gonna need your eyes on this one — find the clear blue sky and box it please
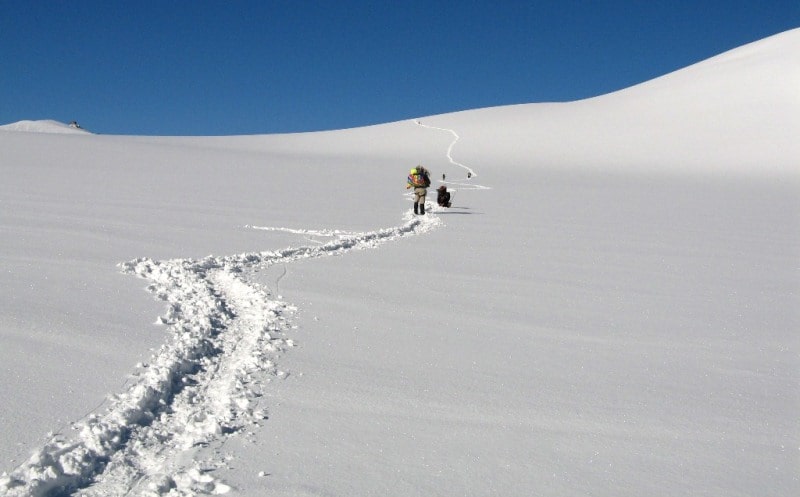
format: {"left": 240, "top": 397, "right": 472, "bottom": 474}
{"left": 2, "top": 1, "right": 798, "bottom": 135}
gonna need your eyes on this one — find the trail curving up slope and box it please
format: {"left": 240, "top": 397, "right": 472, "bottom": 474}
{"left": 1, "top": 213, "right": 441, "bottom": 496}
{"left": 414, "top": 119, "right": 491, "bottom": 191}
{"left": 1, "top": 115, "right": 487, "bottom": 496}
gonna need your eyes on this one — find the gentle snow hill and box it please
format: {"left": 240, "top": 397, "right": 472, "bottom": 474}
{"left": 0, "top": 28, "right": 798, "bottom": 497}
{"left": 438, "top": 27, "right": 800, "bottom": 176}
{"left": 0, "top": 119, "right": 90, "bottom": 134}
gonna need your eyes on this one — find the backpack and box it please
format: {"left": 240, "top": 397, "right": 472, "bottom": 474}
{"left": 437, "top": 187, "right": 451, "bottom": 207}
{"left": 408, "top": 167, "right": 430, "bottom": 188}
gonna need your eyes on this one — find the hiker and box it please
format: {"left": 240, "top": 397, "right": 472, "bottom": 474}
{"left": 406, "top": 165, "right": 431, "bottom": 215}
{"left": 437, "top": 185, "right": 451, "bottom": 208}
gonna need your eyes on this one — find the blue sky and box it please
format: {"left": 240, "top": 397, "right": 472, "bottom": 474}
{"left": 2, "top": 1, "right": 798, "bottom": 135}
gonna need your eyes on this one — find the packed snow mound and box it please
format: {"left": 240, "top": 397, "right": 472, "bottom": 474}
{"left": 0, "top": 119, "right": 91, "bottom": 134}
{"left": 422, "top": 28, "right": 800, "bottom": 176}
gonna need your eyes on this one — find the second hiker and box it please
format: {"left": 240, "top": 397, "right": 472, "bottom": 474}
{"left": 437, "top": 185, "right": 451, "bottom": 208}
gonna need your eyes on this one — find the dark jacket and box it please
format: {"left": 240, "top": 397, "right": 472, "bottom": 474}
{"left": 437, "top": 186, "right": 451, "bottom": 207}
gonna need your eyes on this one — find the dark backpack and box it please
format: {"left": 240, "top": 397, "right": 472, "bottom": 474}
{"left": 437, "top": 187, "right": 451, "bottom": 207}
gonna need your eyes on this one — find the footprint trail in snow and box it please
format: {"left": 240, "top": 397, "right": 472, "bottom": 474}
{"left": 1, "top": 119, "right": 481, "bottom": 497}
{"left": 0, "top": 213, "right": 440, "bottom": 496}
{"left": 414, "top": 119, "right": 490, "bottom": 191}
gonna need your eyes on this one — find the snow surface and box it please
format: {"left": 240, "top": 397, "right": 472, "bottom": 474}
{"left": 1, "top": 29, "right": 798, "bottom": 497}
{"left": 0, "top": 120, "right": 90, "bottom": 134}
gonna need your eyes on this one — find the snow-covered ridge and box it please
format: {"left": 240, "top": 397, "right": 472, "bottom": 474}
{"left": 605, "top": 27, "right": 800, "bottom": 97}
{"left": 415, "top": 28, "right": 800, "bottom": 176}
{"left": 0, "top": 119, "right": 91, "bottom": 134}
{"left": 4, "top": 29, "right": 799, "bottom": 144}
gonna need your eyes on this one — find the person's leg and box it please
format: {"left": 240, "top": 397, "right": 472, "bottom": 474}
{"left": 416, "top": 188, "right": 427, "bottom": 215}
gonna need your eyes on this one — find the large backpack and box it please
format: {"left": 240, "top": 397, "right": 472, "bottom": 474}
{"left": 409, "top": 167, "right": 430, "bottom": 188}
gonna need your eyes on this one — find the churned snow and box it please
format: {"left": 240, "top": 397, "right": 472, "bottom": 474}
{"left": 0, "top": 29, "right": 798, "bottom": 497}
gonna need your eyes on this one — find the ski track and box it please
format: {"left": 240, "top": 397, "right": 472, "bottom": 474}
{"left": 1, "top": 120, "right": 478, "bottom": 496}
{"left": 0, "top": 213, "right": 441, "bottom": 496}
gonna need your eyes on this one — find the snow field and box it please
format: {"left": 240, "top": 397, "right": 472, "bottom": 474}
{"left": 0, "top": 208, "right": 443, "bottom": 495}
{"left": 1, "top": 28, "right": 798, "bottom": 497}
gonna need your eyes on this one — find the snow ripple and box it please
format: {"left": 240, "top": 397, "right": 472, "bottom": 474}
{"left": 0, "top": 212, "right": 440, "bottom": 496}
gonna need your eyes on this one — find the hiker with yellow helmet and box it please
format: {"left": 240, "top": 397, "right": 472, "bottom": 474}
{"left": 406, "top": 165, "right": 431, "bottom": 215}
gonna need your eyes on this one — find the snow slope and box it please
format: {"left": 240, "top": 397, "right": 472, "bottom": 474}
{"left": 0, "top": 120, "right": 90, "bottom": 134}
{"left": 1, "top": 29, "right": 798, "bottom": 496}
{"left": 446, "top": 27, "right": 800, "bottom": 176}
